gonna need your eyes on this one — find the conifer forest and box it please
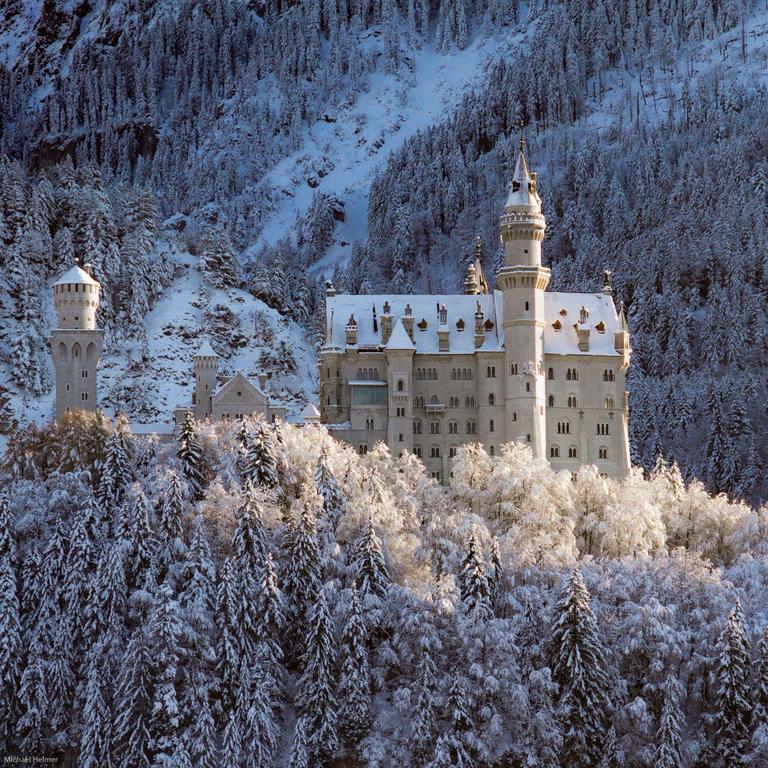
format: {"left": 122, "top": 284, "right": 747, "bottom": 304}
{"left": 2, "top": 0, "right": 768, "bottom": 766}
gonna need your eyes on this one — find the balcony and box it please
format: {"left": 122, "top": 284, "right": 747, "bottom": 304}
{"left": 424, "top": 403, "right": 445, "bottom": 414}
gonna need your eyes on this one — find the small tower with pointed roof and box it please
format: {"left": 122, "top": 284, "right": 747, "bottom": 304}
{"left": 496, "top": 134, "right": 551, "bottom": 458}
{"left": 51, "top": 263, "right": 102, "bottom": 420}
{"left": 193, "top": 339, "right": 219, "bottom": 420}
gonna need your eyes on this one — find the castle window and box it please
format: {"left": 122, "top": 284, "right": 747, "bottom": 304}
{"left": 415, "top": 396, "right": 424, "bottom": 407}
{"left": 81, "top": 371, "right": 88, "bottom": 378}
{"left": 466, "top": 421, "right": 477, "bottom": 435}
{"left": 526, "top": 382, "right": 530, "bottom": 392}
{"left": 548, "top": 395, "right": 554, "bottom": 407}
{"left": 66, "top": 384, "right": 70, "bottom": 392}
{"left": 566, "top": 368, "right": 578, "bottom": 381}
{"left": 464, "top": 396, "right": 475, "bottom": 408}
{"left": 415, "top": 445, "right": 423, "bottom": 457}
{"left": 488, "top": 393, "right": 495, "bottom": 405}
{"left": 550, "top": 445, "right": 560, "bottom": 458}
{"left": 449, "top": 421, "right": 458, "bottom": 434}
{"left": 489, "top": 420, "right": 495, "bottom": 432}
{"left": 413, "top": 420, "right": 422, "bottom": 434}
{"left": 396, "top": 407, "right": 405, "bottom": 417}
{"left": 597, "top": 423, "right": 610, "bottom": 436}
{"left": 74, "top": 348, "right": 79, "bottom": 358}
{"left": 526, "top": 434, "right": 531, "bottom": 442}
{"left": 81, "top": 393, "right": 88, "bottom": 401}
{"left": 365, "top": 418, "right": 374, "bottom": 430}
{"left": 398, "top": 379, "right": 404, "bottom": 391}
{"left": 358, "top": 444, "right": 368, "bottom": 455}
{"left": 431, "top": 446, "right": 440, "bottom": 458}
{"left": 548, "top": 367, "right": 554, "bottom": 380}
{"left": 596, "top": 321, "right": 606, "bottom": 333}
{"left": 525, "top": 301, "right": 529, "bottom": 311}
{"left": 399, "top": 434, "right": 403, "bottom": 442}
{"left": 599, "top": 447, "right": 608, "bottom": 459}
{"left": 456, "top": 319, "right": 465, "bottom": 331}
{"left": 237, "top": 391, "right": 242, "bottom": 397}
{"left": 603, "top": 369, "right": 615, "bottom": 382}
{"left": 513, "top": 412, "right": 517, "bottom": 421}
{"left": 552, "top": 320, "right": 562, "bottom": 331}
{"left": 568, "top": 395, "right": 577, "bottom": 408}
{"left": 511, "top": 363, "right": 518, "bottom": 375}
{"left": 489, "top": 446, "right": 495, "bottom": 456}
{"left": 557, "top": 421, "right": 570, "bottom": 434}
{"left": 449, "top": 447, "right": 457, "bottom": 458}
{"left": 431, "top": 471, "right": 441, "bottom": 480}
{"left": 569, "top": 446, "right": 577, "bottom": 458}
{"left": 604, "top": 397, "right": 615, "bottom": 409}
{"left": 430, "top": 395, "right": 439, "bottom": 404}
{"left": 327, "top": 397, "right": 331, "bottom": 406}
{"left": 486, "top": 366, "right": 496, "bottom": 378}
{"left": 430, "top": 421, "right": 440, "bottom": 434}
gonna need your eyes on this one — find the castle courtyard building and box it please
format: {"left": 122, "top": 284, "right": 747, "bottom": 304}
{"left": 319, "top": 143, "right": 631, "bottom": 481}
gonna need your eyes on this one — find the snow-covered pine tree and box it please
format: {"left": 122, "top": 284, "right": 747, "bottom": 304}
{"left": 411, "top": 649, "right": 439, "bottom": 760}
{"left": 221, "top": 707, "right": 242, "bottom": 768}
{"left": 79, "top": 642, "right": 114, "bottom": 768}
{"left": 338, "top": 584, "right": 372, "bottom": 744}
{"left": 716, "top": 601, "right": 752, "bottom": 765}
{"left": 245, "top": 424, "right": 278, "bottom": 489}
{"left": 257, "top": 552, "right": 286, "bottom": 677}
{"left": 523, "top": 668, "right": 562, "bottom": 768}
{"left": 550, "top": 569, "right": 611, "bottom": 768}
{"left": 187, "top": 691, "right": 217, "bottom": 768}
{"left": 216, "top": 557, "right": 241, "bottom": 711}
{"left": 654, "top": 675, "right": 683, "bottom": 768}
{"left": 113, "top": 627, "right": 152, "bottom": 768}
{"left": 123, "top": 486, "right": 156, "bottom": 594}
{"left": 177, "top": 412, "right": 205, "bottom": 499}
{"left": 297, "top": 588, "right": 338, "bottom": 764}
{"left": 241, "top": 653, "right": 280, "bottom": 768}
{"left": 16, "top": 634, "right": 48, "bottom": 754}
{"left": 149, "top": 583, "right": 183, "bottom": 763}
{"left": 459, "top": 530, "right": 491, "bottom": 620}
{"left": 200, "top": 228, "right": 240, "bottom": 289}
{"left": 430, "top": 677, "right": 473, "bottom": 767}
{"left": 353, "top": 515, "right": 389, "bottom": 598}
{"left": 288, "top": 717, "right": 310, "bottom": 768}
{"left": 0, "top": 492, "right": 20, "bottom": 750}
{"left": 97, "top": 420, "right": 133, "bottom": 511}
{"left": 157, "top": 469, "right": 186, "bottom": 587}
{"left": 314, "top": 448, "right": 344, "bottom": 533}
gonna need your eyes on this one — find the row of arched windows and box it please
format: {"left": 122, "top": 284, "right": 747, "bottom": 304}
{"left": 357, "top": 367, "right": 379, "bottom": 380}
{"left": 416, "top": 368, "right": 438, "bottom": 380}
{"left": 550, "top": 446, "right": 609, "bottom": 459}
{"left": 547, "top": 395, "right": 615, "bottom": 409}
{"left": 450, "top": 368, "right": 473, "bottom": 380}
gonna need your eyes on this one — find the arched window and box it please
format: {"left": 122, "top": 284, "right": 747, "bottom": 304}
{"left": 604, "top": 397, "right": 614, "bottom": 409}
{"left": 449, "top": 446, "right": 458, "bottom": 458}
{"left": 430, "top": 421, "right": 440, "bottom": 434}
{"left": 597, "top": 423, "right": 610, "bottom": 436}
{"left": 526, "top": 382, "right": 530, "bottom": 392}
{"left": 512, "top": 412, "right": 517, "bottom": 422}
{"left": 603, "top": 369, "right": 615, "bottom": 382}
{"left": 430, "top": 395, "right": 439, "bottom": 404}
{"left": 548, "top": 367, "right": 554, "bottom": 380}
{"left": 466, "top": 421, "right": 477, "bottom": 435}
{"left": 449, "top": 421, "right": 458, "bottom": 434}
{"left": 397, "top": 379, "right": 404, "bottom": 391}
{"left": 568, "top": 446, "right": 577, "bottom": 458}
{"left": 486, "top": 366, "right": 496, "bottom": 378}
{"left": 431, "top": 446, "right": 440, "bottom": 458}
{"left": 464, "top": 396, "right": 475, "bottom": 408}
{"left": 489, "top": 419, "right": 495, "bottom": 432}
{"left": 488, "top": 393, "right": 495, "bottom": 405}
{"left": 511, "top": 363, "right": 518, "bottom": 375}
{"left": 599, "top": 446, "right": 608, "bottom": 459}
{"left": 413, "top": 421, "right": 422, "bottom": 434}
{"left": 550, "top": 445, "right": 560, "bottom": 458}
{"left": 548, "top": 395, "right": 555, "bottom": 407}
{"left": 415, "top": 445, "right": 423, "bottom": 457}
{"left": 557, "top": 421, "right": 570, "bottom": 435}
{"left": 489, "top": 446, "right": 495, "bottom": 456}
{"left": 525, "top": 301, "right": 530, "bottom": 311}
{"left": 358, "top": 444, "right": 368, "bottom": 455}
{"left": 568, "top": 394, "right": 577, "bottom": 408}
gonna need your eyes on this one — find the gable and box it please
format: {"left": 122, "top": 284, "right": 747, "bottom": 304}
{"left": 212, "top": 372, "right": 268, "bottom": 406}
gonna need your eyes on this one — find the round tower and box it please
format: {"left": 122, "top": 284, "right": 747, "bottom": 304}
{"left": 496, "top": 139, "right": 551, "bottom": 457}
{"left": 193, "top": 340, "right": 219, "bottom": 420}
{"left": 51, "top": 264, "right": 103, "bottom": 420}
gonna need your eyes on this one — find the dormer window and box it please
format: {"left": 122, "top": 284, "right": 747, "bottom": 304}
{"left": 559, "top": 309, "right": 567, "bottom": 316}
{"left": 418, "top": 319, "right": 428, "bottom": 331}
{"left": 552, "top": 319, "right": 562, "bottom": 331}
{"left": 596, "top": 321, "right": 605, "bottom": 333}
{"left": 456, "top": 319, "right": 465, "bottom": 331}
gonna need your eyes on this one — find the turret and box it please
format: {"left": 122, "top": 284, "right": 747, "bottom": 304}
{"left": 496, "top": 136, "right": 550, "bottom": 457}
{"left": 193, "top": 339, "right": 219, "bottom": 420}
{"left": 51, "top": 263, "right": 103, "bottom": 420}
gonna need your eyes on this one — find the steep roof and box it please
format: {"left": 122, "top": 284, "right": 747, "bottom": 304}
{"left": 504, "top": 148, "right": 542, "bottom": 213}
{"left": 386, "top": 318, "right": 415, "bottom": 351}
{"left": 302, "top": 403, "right": 321, "bottom": 420}
{"left": 212, "top": 372, "right": 267, "bottom": 402}
{"left": 194, "top": 338, "right": 218, "bottom": 358}
{"left": 325, "top": 290, "right": 622, "bottom": 356}
{"left": 52, "top": 265, "right": 100, "bottom": 287}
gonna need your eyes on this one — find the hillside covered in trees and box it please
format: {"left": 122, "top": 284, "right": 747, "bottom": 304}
{"left": 1, "top": 412, "right": 768, "bottom": 766}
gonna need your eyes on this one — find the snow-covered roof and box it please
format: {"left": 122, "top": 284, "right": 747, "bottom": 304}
{"left": 326, "top": 293, "right": 503, "bottom": 354}
{"left": 504, "top": 148, "right": 542, "bottom": 213}
{"left": 52, "top": 265, "right": 100, "bottom": 287}
{"left": 386, "top": 318, "right": 415, "bottom": 351}
{"left": 194, "top": 338, "right": 218, "bottom": 358}
{"left": 326, "top": 290, "right": 622, "bottom": 356}
{"left": 544, "top": 292, "right": 622, "bottom": 356}
{"left": 212, "top": 372, "right": 267, "bottom": 400}
{"left": 301, "top": 403, "right": 321, "bottom": 420}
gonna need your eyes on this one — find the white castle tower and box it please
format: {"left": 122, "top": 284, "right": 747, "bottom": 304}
{"left": 496, "top": 137, "right": 550, "bottom": 458}
{"left": 193, "top": 339, "right": 219, "bottom": 420}
{"left": 51, "top": 264, "right": 102, "bottom": 420}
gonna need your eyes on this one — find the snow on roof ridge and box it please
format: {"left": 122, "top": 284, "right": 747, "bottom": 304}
{"left": 52, "top": 264, "right": 100, "bottom": 287}
{"left": 194, "top": 338, "right": 218, "bottom": 357}
{"left": 386, "top": 318, "right": 415, "bottom": 350}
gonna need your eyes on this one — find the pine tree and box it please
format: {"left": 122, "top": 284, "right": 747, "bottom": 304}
{"left": 411, "top": 650, "right": 439, "bottom": 759}
{"left": 245, "top": 424, "right": 278, "bottom": 489}
{"left": 257, "top": 552, "right": 286, "bottom": 675}
{"left": 123, "top": 487, "right": 156, "bottom": 594}
{"left": 297, "top": 588, "right": 338, "bottom": 764}
{"left": 221, "top": 707, "right": 242, "bottom": 768}
{"left": 79, "top": 643, "right": 114, "bottom": 768}
{"left": 157, "top": 470, "right": 187, "bottom": 586}
{"left": 16, "top": 635, "right": 48, "bottom": 754}
{"left": 314, "top": 448, "right": 344, "bottom": 532}
{"left": 353, "top": 516, "right": 389, "bottom": 598}
{"left": 430, "top": 677, "right": 473, "bottom": 767}
{"left": 0, "top": 495, "right": 20, "bottom": 750}
{"left": 98, "top": 422, "right": 132, "bottom": 510}
{"left": 241, "top": 656, "right": 280, "bottom": 768}
{"left": 187, "top": 693, "right": 216, "bottom": 768}
{"left": 524, "top": 668, "right": 562, "bottom": 768}
{"left": 288, "top": 717, "right": 310, "bottom": 768}
{"left": 716, "top": 601, "right": 752, "bottom": 766}
{"left": 459, "top": 531, "right": 491, "bottom": 620}
{"left": 177, "top": 412, "right": 205, "bottom": 499}
{"left": 149, "top": 584, "right": 183, "bottom": 763}
{"left": 216, "top": 557, "right": 241, "bottom": 710}
{"left": 113, "top": 628, "right": 152, "bottom": 768}
{"left": 654, "top": 675, "right": 683, "bottom": 768}
{"left": 338, "top": 585, "right": 372, "bottom": 743}
{"left": 550, "top": 570, "right": 611, "bottom": 768}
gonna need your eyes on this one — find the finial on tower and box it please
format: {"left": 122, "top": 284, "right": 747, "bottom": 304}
{"left": 602, "top": 269, "right": 614, "bottom": 296}
{"left": 518, "top": 118, "right": 526, "bottom": 153}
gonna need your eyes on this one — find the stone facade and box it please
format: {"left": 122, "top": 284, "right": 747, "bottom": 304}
{"left": 51, "top": 264, "right": 103, "bottom": 421}
{"left": 319, "top": 144, "right": 631, "bottom": 481}
{"left": 173, "top": 340, "right": 287, "bottom": 426}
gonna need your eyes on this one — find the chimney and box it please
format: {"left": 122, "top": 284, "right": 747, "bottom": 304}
{"left": 257, "top": 372, "right": 269, "bottom": 391}
{"left": 602, "top": 270, "right": 613, "bottom": 296}
{"left": 474, "top": 301, "right": 485, "bottom": 349}
{"left": 438, "top": 304, "right": 449, "bottom": 351}
{"left": 345, "top": 314, "right": 358, "bottom": 345}
{"left": 381, "top": 314, "right": 393, "bottom": 344}
{"left": 402, "top": 303, "right": 414, "bottom": 341}
{"left": 372, "top": 304, "right": 378, "bottom": 334}
{"left": 325, "top": 280, "right": 336, "bottom": 297}
{"left": 83, "top": 263, "right": 94, "bottom": 277}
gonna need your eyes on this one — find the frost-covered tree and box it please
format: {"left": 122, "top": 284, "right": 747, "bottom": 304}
{"left": 430, "top": 677, "right": 473, "bottom": 767}
{"left": 459, "top": 530, "right": 491, "bottom": 620}
{"left": 338, "top": 585, "right": 372, "bottom": 744}
{"left": 411, "top": 650, "right": 439, "bottom": 760}
{"left": 654, "top": 675, "right": 683, "bottom": 768}
{"left": 245, "top": 424, "right": 278, "bottom": 489}
{"left": 550, "top": 570, "right": 611, "bottom": 768}
{"left": 353, "top": 515, "right": 389, "bottom": 598}
{"left": 177, "top": 412, "right": 205, "bottom": 499}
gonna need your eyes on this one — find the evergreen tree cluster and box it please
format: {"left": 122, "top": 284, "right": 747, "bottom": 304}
{"left": 1, "top": 413, "right": 768, "bottom": 765}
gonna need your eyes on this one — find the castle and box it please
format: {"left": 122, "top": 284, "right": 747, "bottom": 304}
{"left": 50, "top": 268, "right": 285, "bottom": 426}
{"left": 319, "top": 142, "right": 631, "bottom": 481}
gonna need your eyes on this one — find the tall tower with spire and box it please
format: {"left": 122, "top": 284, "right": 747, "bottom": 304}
{"left": 51, "top": 264, "right": 102, "bottom": 420}
{"left": 496, "top": 137, "right": 550, "bottom": 457}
